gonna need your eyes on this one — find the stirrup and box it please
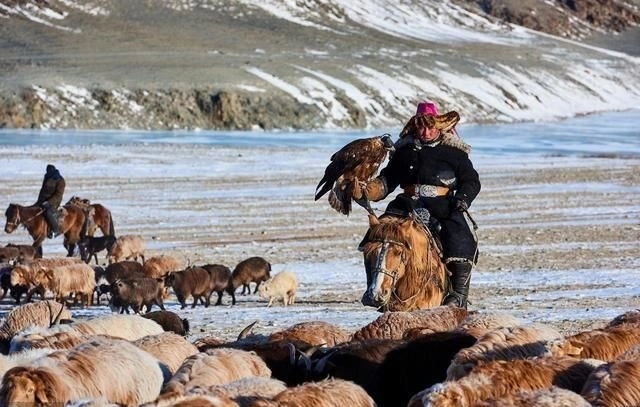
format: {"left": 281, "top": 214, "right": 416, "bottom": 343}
{"left": 443, "top": 292, "right": 467, "bottom": 309}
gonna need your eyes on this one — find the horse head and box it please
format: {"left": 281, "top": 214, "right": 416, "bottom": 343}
{"left": 4, "top": 203, "right": 20, "bottom": 233}
{"left": 360, "top": 214, "right": 415, "bottom": 310}
{"left": 360, "top": 212, "right": 447, "bottom": 312}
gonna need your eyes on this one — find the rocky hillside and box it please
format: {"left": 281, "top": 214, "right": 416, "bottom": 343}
{"left": 1, "top": 0, "right": 639, "bottom": 130}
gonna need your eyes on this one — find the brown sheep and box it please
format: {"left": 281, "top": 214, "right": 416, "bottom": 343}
{"left": 453, "top": 310, "right": 524, "bottom": 338}
{"left": 0, "top": 243, "right": 37, "bottom": 263}
{"left": 476, "top": 386, "right": 591, "bottom": 407}
{"left": 110, "top": 276, "right": 166, "bottom": 314}
{"left": 35, "top": 263, "right": 96, "bottom": 307}
{"left": 133, "top": 332, "right": 199, "bottom": 375}
{"left": 351, "top": 306, "right": 469, "bottom": 341}
{"left": 556, "top": 324, "right": 640, "bottom": 361}
{"left": 108, "top": 234, "right": 145, "bottom": 264}
{"left": 268, "top": 321, "right": 351, "bottom": 347}
{"left": 0, "top": 245, "right": 20, "bottom": 263}
{"left": 257, "top": 271, "right": 298, "bottom": 307}
{"left": 104, "top": 260, "right": 145, "bottom": 284}
{"left": 143, "top": 255, "right": 183, "bottom": 279}
{"left": 165, "top": 267, "right": 216, "bottom": 309}
{"left": 229, "top": 257, "right": 271, "bottom": 297}
{"left": 142, "top": 310, "right": 190, "bottom": 336}
{"left": 161, "top": 348, "right": 271, "bottom": 398}
{"left": 0, "top": 338, "right": 166, "bottom": 406}
{"left": 201, "top": 263, "right": 235, "bottom": 306}
{"left": 581, "top": 359, "right": 640, "bottom": 406}
{"left": 409, "top": 356, "right": 600, "bottom": 407}
{"left": 447, "top": 323, "right": 563, "bottom": 380}
{"left": 0, "top": 300, "right": 71, "bottom": 354}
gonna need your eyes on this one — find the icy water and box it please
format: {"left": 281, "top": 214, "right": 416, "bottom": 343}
{"left": 1, "top": 110, "right": 639, "bottom": 157}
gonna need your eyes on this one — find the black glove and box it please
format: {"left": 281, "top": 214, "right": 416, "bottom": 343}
{"left": 452, "top": 198, "right": 469, "bottom": 212}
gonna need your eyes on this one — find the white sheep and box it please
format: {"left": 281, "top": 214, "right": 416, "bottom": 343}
{"left": 10, "top": 314, "right": 164, "bottom": 353}
{"left": 447, "top": 323, "right": 563, "bottom": 380}
{"left": 160, "top": 347, "right": 271, "bottom": 398}
{"left": 36, "top": 262, "right": 96, "bottom": 307}
{"left": 0, "top": 300, "right": 71, "bottom": 353}
{"left": 108, "top": 234, "right": 145, "bottom": 264}
{"left": 257, "top": 271, "right": 298, "bottom": 307}
{"left": 133, "top": 332, "right": 199, "bottom": 375}
{"left": 352, "top": 306, "right": 469, "bottom": 342}
{"left": 0, "top": 337, "right": 166, "bottom": 406}
{"left": 143, "top": 255, "right": 183, "bottom": 279}
{"left": 0, "top": 348, "right": 55, "bottom": 377}
{"left": 189, "top": 376, "right": 287, "bottom": 401}
{"left": 272, "top": 378, "right": 376, "bottom": 407}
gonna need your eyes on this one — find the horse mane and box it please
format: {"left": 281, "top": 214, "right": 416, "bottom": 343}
{"left": 365, "top": 215, "right": 447, "bottom": 311}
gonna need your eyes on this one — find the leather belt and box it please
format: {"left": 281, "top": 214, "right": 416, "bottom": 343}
{"left": 404, "top": 184, "right": 450, "bottom": 198}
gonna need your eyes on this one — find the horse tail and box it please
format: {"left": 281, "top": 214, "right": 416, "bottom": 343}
{"left": 108, "top": 211, "right": 115, "bottom": 237}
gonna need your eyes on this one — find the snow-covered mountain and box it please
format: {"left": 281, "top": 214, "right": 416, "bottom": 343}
{"left": 1, "top": 0, "right": 639, "bottom": 129}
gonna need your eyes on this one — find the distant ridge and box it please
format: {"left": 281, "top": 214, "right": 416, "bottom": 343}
{"left": 1, "top": 0, "right": 639, "bottom": 130}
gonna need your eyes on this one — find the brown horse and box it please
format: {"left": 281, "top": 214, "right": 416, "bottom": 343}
{"left": 4, "top": 203, "right": 86, "bottom": 258}
{"left": 360, "top": 213, "right": 449, "bottom": 312}
{"left": 66, "top": 196, "right": 115, "bottom": 237}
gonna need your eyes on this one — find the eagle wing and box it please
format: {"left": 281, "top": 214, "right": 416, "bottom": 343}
{"left": 315, "top": 135, "right": 394, "bottom": 215}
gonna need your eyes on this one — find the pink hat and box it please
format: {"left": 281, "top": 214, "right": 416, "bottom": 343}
{"left": 416, "top": 101, "right": 438, "bottom": 116}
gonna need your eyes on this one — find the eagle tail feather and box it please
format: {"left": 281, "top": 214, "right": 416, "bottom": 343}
{"left": 328, "top": 184, "right": 351, "bottom": 215}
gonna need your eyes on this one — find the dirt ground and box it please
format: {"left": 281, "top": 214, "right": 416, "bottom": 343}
{"left": 0, "top": 143, "right": 639, "bottom": 339}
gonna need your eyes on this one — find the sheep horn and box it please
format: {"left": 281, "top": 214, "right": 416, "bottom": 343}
{"left": 237, "top": 320, "right": 259, "bottom": 340}
{"left": 312, "top": 348, "right": 338, "bottom": 378}
{"left": 49, "top": 301, "right": 66, "bottom": 327}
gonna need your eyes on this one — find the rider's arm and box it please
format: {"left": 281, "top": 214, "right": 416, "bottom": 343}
{"left": 454, "top": 155, "right": 481, "bottom": 208}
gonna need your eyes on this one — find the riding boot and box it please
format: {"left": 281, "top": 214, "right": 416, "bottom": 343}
{"left": 44, "top": 206, "right": 61, "bottom": 238}
{"left": 443, "top": 261, "right": 472, "bottom": 309}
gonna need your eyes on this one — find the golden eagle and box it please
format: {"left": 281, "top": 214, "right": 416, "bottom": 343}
{"left": 315, "top": 134, "right": 395, "bottom": 215}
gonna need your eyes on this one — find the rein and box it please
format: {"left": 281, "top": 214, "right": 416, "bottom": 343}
{"left": 367, "top": 238, "right": 412, "bottom": 307}
{"left": 365, "top": 217, "right": 444, "bottom": 309}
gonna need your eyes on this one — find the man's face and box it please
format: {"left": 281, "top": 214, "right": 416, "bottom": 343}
{"left": 417, "top": 125, "right": 440, "bottom": 142}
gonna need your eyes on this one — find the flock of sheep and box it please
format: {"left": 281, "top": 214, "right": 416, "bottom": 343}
{"left": 0, "top": 300, "right": 638, "bottom": 406}
{"left": 0, "top": 236, "right": 300, "bottom": 313}
{"left": 2, "top": 232, "right": 640, "bottom": 405}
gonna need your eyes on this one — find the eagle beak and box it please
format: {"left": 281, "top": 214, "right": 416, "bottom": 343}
{"left": 381, "top": 134, "right": 395, "bottom": 151}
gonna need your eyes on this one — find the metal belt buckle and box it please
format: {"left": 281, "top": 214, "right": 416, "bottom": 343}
{"left": 419, "top": 185, "right": 439, "bottom": 198}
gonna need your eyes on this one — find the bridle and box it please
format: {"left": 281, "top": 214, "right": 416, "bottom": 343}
{"left": 366, "top": 238, "right": 412, "bottom": 306}
{"left": 5, "top": 206, "right": 44, "bottom": 229}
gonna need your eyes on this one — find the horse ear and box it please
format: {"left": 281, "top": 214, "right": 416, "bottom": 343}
{"left": 368, "top": 213, "right": 380, "bottom": 227}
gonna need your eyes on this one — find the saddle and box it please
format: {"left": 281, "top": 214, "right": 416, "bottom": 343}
{"left": 357, "top": 196, "right": 445, "bottom": 256}
{"left": 381, "top": 205, "right": 444, "bottom": 256}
